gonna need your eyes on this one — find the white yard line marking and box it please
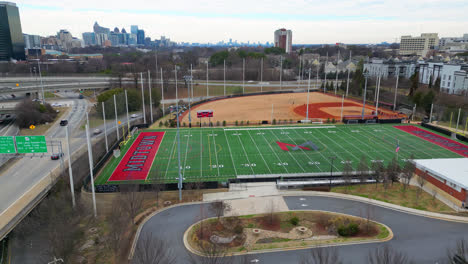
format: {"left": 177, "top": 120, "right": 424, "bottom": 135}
{"left": 333, "top": 126, "right": 386, "bottom": 162}
{"left": 258, "top": 130, "right": 290, "bottom": 174}
{"left": 223, "top": 130, "right": 238, "bottom": 176}
{"left": 211, "top": 128, "right": 221, "bottom": 177}
{"left": 224, "top": 126, "right": 336, "bottom": 131}
{"left": 314, "top": 128, "right": 361, "bottom": 162}
{"left": 182, "top": 130, "right": 191, "bottom": 177}
{"left": 246, "top": 130, "right": 272, "bottom": 174}
{"left": 235, "top": 132, "right": 256, "bottom": 175}
{"left": 164, "top": 132, "right": 178, "bottom": 179}
{"left": 200, "top": 131, "right": 203, "bottom": 178}
{"left": 282, "top": 128, "right": 322, "bottom": 172}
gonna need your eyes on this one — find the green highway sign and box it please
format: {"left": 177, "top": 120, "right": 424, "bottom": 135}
{"left": 15, "top": 136, "right": 47, "bottom": 153}
{"left": 0, "top": 136, "right": 16, "bottom": 154}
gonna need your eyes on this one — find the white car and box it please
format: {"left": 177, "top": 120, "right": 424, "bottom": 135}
{"left": 93, "top": 129, "right": 102, "bottom": 135}
{"left": 131, "top": 114, "right": 138, "bottom": 118}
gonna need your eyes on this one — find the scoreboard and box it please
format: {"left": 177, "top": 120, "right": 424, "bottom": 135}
{"left": 197, "top": 110, "right": 213, "bottom": 118}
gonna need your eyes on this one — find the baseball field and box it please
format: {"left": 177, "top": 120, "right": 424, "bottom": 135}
{"left": 95, "top": 124, "right": 468, "bottom": 185}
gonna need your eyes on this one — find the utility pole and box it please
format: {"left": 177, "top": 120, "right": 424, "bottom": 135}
{"left": 140, "top": 72, "right": 146, "bottom": 123}
{"left": 85, "top": 124, "right": 97, "bottom": 217}
{"left": 65, "top": 125, "right": 75, "bottom": 208}
{"left": 175, "top": 66, "right": 183, "bottom": 201}
{"left": 101, "top": 102, "right": 108, "bottom": 152}
{"left": 36, "top": 49, "right": 45, "bottom": 104}
{"left": 148, "top": 70, "right": 153, "bottom": 124}
{"left": 114, "top": 94, "right": 119, "bottom": 139}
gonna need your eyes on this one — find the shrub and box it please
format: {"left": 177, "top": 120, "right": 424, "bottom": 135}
{"left": 210, "top": 122, "right": 213, "bottom": 127}
{"left": 327, "top": 118, "right": 331, "bottom": 123}
{"left": 289, "top": 216, "right": 299, "bottom": 226}
{"left": 332, "top": 118, "right": 336, "bottom": 123}
{"left": 273, "top": 119, "right": 276, "bottom": 125}
{"left": 183, "top": 122, "right": 186, "bottom": 127}
{"left": 337, "top": 223, "right": 359, "bottom": 237}
{"left": 216, "top": 121, "right": 220, "bottom": 127}
{"left": 196, "top": 122, "right": 200, "bottom": 127}
{"left": 240, "top": 121, "right": 244, "bottom": 126}
{"left": 289, "top": 119, "right": 293, "bottom": 124}
{"left": 246, "top": 121, "right": 250, "bottom": 126}
{"left": 164, "top": 120, "right": 169, "bottom": 127}
{"left": 234, "top": 225, "right": 244, "bottom": 234}
{"left": 223, "top": 120, "right": 226, "bottom": 126}
{"left": 235, "top": 120, "right": 239, "bottom": 126}
{"left": 159, "top": 121, "right": 163, "bottom": 127}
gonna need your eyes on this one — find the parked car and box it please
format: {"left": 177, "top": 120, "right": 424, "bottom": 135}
{"left": 59, "top": 120, "right": 68, "bottom": 126}
{"left": 78, "top": 94, "right": 84, "bottom": 99}
{"left": 50, "top": 153, "right": 63, "bottom": 160}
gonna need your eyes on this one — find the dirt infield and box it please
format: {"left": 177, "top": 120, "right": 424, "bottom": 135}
{"left": 179, "top": 92, "right": 401, "bottom": 124}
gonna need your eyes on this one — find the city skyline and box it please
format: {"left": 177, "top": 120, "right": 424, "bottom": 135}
{"left": 14, "top": 0, "right": 468, "bottom": 44}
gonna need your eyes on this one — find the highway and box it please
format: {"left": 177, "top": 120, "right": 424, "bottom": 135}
{"left": 135, "top": 196, "right": 468, "bottom": 264}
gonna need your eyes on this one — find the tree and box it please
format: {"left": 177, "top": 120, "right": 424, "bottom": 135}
{"left": 15, "top": 99, "right": 58, "bottom": 128}
{"left": 416, "top": 172, "right": 427, "bottom": 205}
{"left": 357, "top": 156, "right": 369, "bottom": 189}
{"left": 367, "top": 245, "right": 412, "bottom": 264}
{"left": 445, "top": 238, "right": 468, "bottom": 264}
{"left": 189, "top": 241, "right": 233, "bottom": 264}
{"left": 401, "top": 155, "right": 415, "bottom": 192}
{"left": 210, "top": 200, "right": 232, "bottom": 221}
{"left": 434, "top": 77, "right": 441, "bottom": 92}
{"left": 119, "top": 184, "right": 145, "bottom": 225}
{"left": 422, "top": 90, "right": 436, "bottom": 114}
{"left": 386, "top": 157, "right": 401, "bottom": 186}
{"left": 371, "top": 161, "right": 384, "bottom": 188}
{"left": 134, "top": 232, "right": 176, "bottom": 264}
{"left": 342, "top": 161, "right": 354, "bottom": 193}
{"left": 300, "top": 246, "right": 342, "bottom": 264}
{"left": 409, "top": 72, "right": 419, "bottom": 97}
{"left": 107, "top": 198, "right": 130, "bottom": 259}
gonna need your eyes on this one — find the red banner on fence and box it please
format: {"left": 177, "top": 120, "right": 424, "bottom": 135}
{"left": 108, "top": 132, "right": 165, "bottom": 182}
{"left": 394, "top": 125, "right": 468, "bottom": 157}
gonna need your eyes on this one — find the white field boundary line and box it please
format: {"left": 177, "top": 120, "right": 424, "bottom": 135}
{"left": 224, "top": 126, "right": 336, "bottom": 131}
{"left": 235, "top": 171, "right": 366, "bottom": 179}
{"left": 268, "top": 130, "right": 307, "bottom": 173}
{"left": 223, "top": 130, "right": 238, "bottom": 177}
{"left": 246, "top": 130, "right": 273, "bottom": 174}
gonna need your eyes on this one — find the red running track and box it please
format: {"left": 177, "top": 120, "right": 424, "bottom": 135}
{"left": 394, "top": 125, "right": 468, "bottom": 157}
{"left": 108, "top": 132, "right": 165, "bottom": 182}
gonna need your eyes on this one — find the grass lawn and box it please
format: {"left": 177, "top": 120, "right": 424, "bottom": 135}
{"left": 19, "top": 107, "right": 67, "bottom": 136}
{"left": 44, "top": 91, "right": 57, "bottom": 98}
{"left": 332, "top": 183, "right": 454, "bottom": 213}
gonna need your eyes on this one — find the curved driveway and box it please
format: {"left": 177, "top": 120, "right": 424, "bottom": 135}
{"left": 136, "top": 196, "right": 468, "bottom": 264}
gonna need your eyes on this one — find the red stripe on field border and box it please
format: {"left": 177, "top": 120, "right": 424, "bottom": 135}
{"left": 108, "top": 132, "right": 165, "bottom": 182}
{"left": 393, "top": 125, "right": 468, "bottom": 157}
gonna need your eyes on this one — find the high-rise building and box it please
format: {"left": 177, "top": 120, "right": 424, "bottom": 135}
{"left": 399, "top": 33, "right": 439, "bottom": 57}
{"left": 82, "top": 32, "right": 96, "bottom": 46}
{"left": 23, "top": 34, "right": 41, "bottom": 49}
{"left": 274, "top": 28, "right": 292, "bottom": 54}
{"left": 93, "top": 21, "right": 110, "bottom": 35}
{"left": 0, "top": 2, "right": 25, "bottom": 61}
{"left": 137, "top": 29, "right": 145, "bottom": 45}
{"left": 131, "top": 25, "right": 138, "bottom": 35}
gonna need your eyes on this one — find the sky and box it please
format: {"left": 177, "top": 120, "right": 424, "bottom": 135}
{"left": 14, "top": 0, "right": 468, "bottom": 44}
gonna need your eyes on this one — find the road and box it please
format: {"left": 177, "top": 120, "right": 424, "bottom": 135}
{"left": 136, "top": 196, "right": 468, "bottom": 264}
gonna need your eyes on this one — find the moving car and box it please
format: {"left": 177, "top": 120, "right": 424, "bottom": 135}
{"left": 93, "top": 129, "right": 102, "bottom": 135}
{"left": 50, "top": 153, "right": 63, "bottom": 160}
{"left": 131, "top": 114, "right": 138, "bottom": 118}
{"left": 59, "top": 120, "right": 68, "bottom": 126}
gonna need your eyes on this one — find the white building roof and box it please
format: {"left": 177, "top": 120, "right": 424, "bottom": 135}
{"left": 412, "top": 158, "right": 468, "bottom": 190}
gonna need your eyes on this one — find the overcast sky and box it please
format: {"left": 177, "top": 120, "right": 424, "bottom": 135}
{"left": 14, "top": 0, "right": 468, "bottom": 44}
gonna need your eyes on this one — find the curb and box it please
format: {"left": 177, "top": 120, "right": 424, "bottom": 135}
{"left": 183, "top": 210, "right": 393, "bottom": 257}
{"left": 282, "top": 191, "right": 468, "bottom": 223}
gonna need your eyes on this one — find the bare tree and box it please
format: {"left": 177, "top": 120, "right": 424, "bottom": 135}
{"left": 106, "top": 199, "right": 129, "bottom": 259}
{"left": 189, "top": 241, "right": 233, "bottom": 264}
{"left": 401, "top": 155, "right": 415, "bottom": 193}
{"left": 371, "top": 161, "right": 384, "bottom": 188}
{"left": 210, "top": 200, "right": 232, "bottom": 221}
{"left": 445, "top": 238, "right": 468, "bottom": 264}
{"left": 134, "top": 232, "right": 176, "bottom": 264}
{"left": 266, "top": 199, "right": 277, "bottom": 226}
{"left": 342, "top": 161, "right": 354, "bottom": 193}
{"left": 119, "top": 184, "right": 146, "bottom": 224}
{"left": 386, "top": 157, "right": 401, "bottom": 186}
{"left": 300, "top": 246, "right": 342, "bottom": 264}
{"left": 357, "top": 156, "right": 369, "bottom": 189}
{"left": 367, "top": 245, "right": 412, "bottom": 264}
{"left": 416, "top": 172, "right": 427, "bottom": 205}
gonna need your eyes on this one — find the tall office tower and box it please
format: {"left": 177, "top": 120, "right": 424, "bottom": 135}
{"left": 274, "top": 28, "right": 292, "bottom": 54}
{"left": 82, "top": 32, "right": 96, "bottom": 46}
{"left": 0, "top": 2, "right": 25, "bottom": 61}
{"left": 131, "top": 25, "right": 138, "bottom": 35}
{"left": 137, "top": 29, "right": 145, "bottom": 45}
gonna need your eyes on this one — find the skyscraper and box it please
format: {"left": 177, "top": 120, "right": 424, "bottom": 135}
{"left": 274, "top": 28, "right": 292, "bottom": 54}
{"left": 131, "top": 25, "right": 138, "bottom": 35}
{"left": 137, "top": 29, "right": 145, "bottom": 45}
{"left": 82, "top": 32, "right": 96, "bottom": 46}
{"left": 0, "top": 2, "right": 25, "bottom": 61}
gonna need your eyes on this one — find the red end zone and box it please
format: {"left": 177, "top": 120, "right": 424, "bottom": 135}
{"left": 108, "top": 132, "right": 165, "bottom": 182}
{"left": 394, "top": 125, "right": 468, "bottom": 157}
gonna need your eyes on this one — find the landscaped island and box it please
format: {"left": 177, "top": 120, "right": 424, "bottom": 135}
{"left": 186, "top": 210, "right": 391, "bottom": 255}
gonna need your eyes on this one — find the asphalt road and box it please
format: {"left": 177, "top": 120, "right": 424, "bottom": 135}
{"left": 136, "top": 196, "right": 468, "bottom": 264}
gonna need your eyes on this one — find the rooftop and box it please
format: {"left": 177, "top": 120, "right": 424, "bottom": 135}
{"left": 412, "top": 158, "right": 468, "bottom": 189}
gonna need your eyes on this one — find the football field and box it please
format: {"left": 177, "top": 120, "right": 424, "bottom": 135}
{"left": 95, "top": 124, "right": 467, "bottom": 185}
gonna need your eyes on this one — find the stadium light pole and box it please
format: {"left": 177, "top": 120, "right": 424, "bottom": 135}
{"left": 346, "top": 51, "right": 351, "bottom": 97}
{"left": 280, "top": 56, "right": 283, "bottom": 90}
{"left": 260, "top": 57, "right": 264, "bottom": 93}
{"left": 429, "top": 103, "right": 434, "bottom": 123}
{"left": 175, "top": 66, "right": 183, "bottom": 202}
{"left": 242, "top": 58, "right": 245, "bottom": 94}
{"left": 161, "top": 68, "right": 165, "bottom": 116}
{"left": 148, "top": 70, "right": 153, "bottom": 124}
{"left": 335, "top": 51, "right": 340, "bottom": 95}
{"left": 140, "top": 72, "right": 146, "bottom": 123}
{"left": 101, "top": 102, "right": 109, "bottom": 152}
{"left": 189, "top": 64, "right": 193, "bottom": 127}
{"left": 456, "top": 108, "right": 462, "bottom": 131}
{"left": 375, "top": 75, "right": 381, "bottom": 117}
{"left": 393, "top": 74, "right": 399, "bottom": 111}
{"left": 125, "top": 89, "right": 130, "bottom": 132}
{"left": 329, "top": 156, "right": 336, "bottom": 190}
{"left": 36, "top": 50, "right": 45, "bottom": 105}
{"left": 271, "top": 104, "right": 274, "bottom": 125}
{"left": 206, "top": 61, "right": 209, "bottom": 97}
{"left": 340, "top": 94, "right": 345, "bottom": 122}
{"left": 226, "top": 59, "right": 228, "bottom": 96}
{"left": 298, "top": 56, "right": 302, "bottom": 89}
{"left": 361, "top": 72, "right": 369, "bottom": 120}
{"left": 324, "top": 52, "right": 328, "bottom": 93}
{"left": 65, "top": 124, "right": 75, "bottom": 208}
{"left": 114, "top": 94, "right": 119, "bottom": 139}
{"left": 85, "top": 124, "right": 97, "bottom": 218}
{"left": 306, "top": 68, "right": 311, "bottom": 121}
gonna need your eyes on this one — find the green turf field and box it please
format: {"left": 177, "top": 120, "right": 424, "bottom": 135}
{"left": 95, "top": 124, "right": 467, "bottom": 185}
